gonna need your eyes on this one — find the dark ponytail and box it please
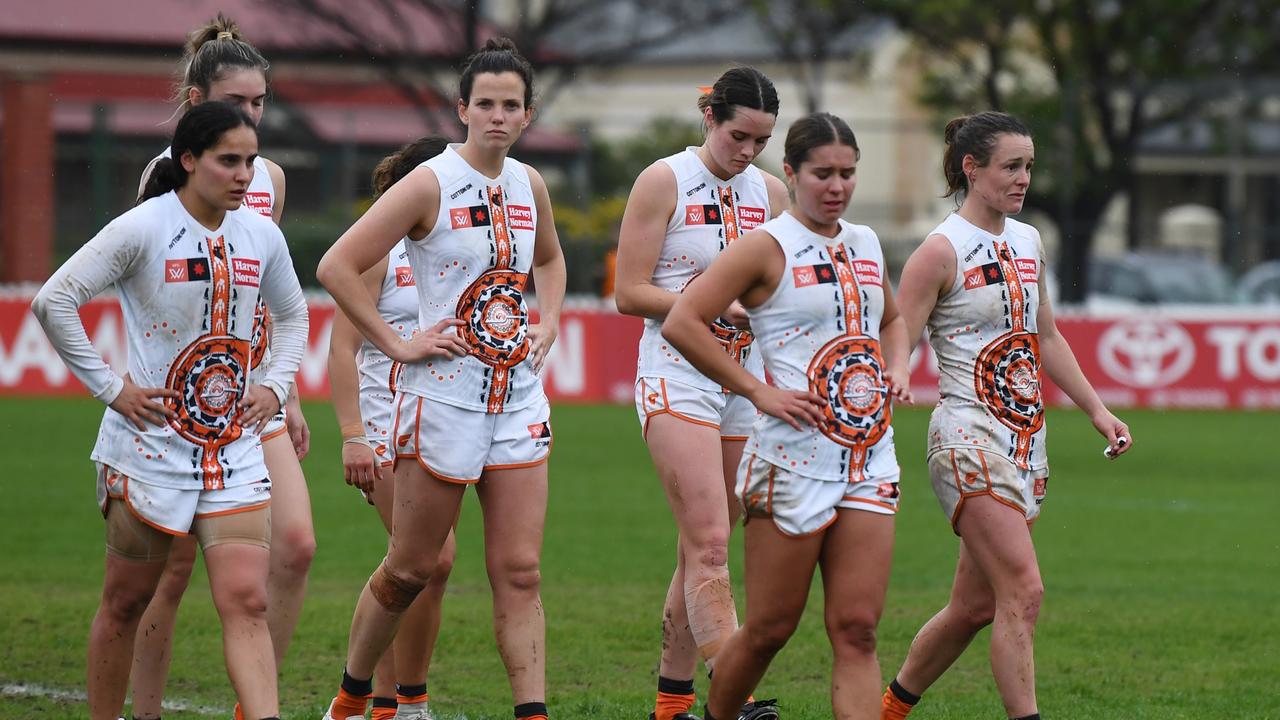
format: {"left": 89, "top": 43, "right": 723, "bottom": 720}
{"left": 459, "top": 37, "right": 535, "bottom": 108}
{"left": 942, "top": 111, "right": 1031, "bottom": 199}
{"left": 140, "top": 102, "right": 256, "bottom": 203}
{"left": 371, "top": 136, "right": 450, "bottom": 197}
{"left": 697, "top": 66, "right": 779, "bottom": 125}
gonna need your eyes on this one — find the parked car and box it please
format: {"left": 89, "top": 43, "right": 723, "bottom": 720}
{"left": 1087, "top": 252, "right": 1236, "bottom": 307}
{"left": 1238, "top": 260, "right": 1280, "bottom": 305}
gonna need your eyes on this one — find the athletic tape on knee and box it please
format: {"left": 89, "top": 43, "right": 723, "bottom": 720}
{"left": 368, "top": 564, "right": 424, "bottom": 612}
{"left": 684, "top": 568, "right": 738, "bottom": 666}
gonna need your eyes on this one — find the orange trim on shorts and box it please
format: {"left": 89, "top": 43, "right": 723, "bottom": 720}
{"left": 193, "top": 499, "right": 271, "bottom": 519}
{"left": 948, "top": 449, "right": 1029, "bottom": 531}
{"left": 773, "top": 510, "right": 838, "bottom": 538}
{"left": 720, "top": 434, "right": 749, "bottom": 442}
{"left": 484, "top": 455, "right": 549, "bottom": 473}
{"left": 841, "top": 496, "right": 898, "bottom": 513}
{"left": 404, "top": 452, "right": 480, "bottom": 485}
{"left": 765, "top": 464, "right": 777, "bottom": 516}
{"left": 261, "top": 424, "right": 288, "bottom": 442}
{"left": 116, "top": 475, "right": 190, "bottom": 538}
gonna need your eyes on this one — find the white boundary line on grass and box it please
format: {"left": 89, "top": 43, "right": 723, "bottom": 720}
{"left": 2, "top": 683, "right": 481, "bottom": 719}
{"left": 2, "top": 682, "right": 226, "bottom": 716}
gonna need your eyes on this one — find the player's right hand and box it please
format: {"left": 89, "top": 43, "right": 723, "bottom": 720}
{"left": 343, "top": 441, "right": 382, "bottom": 495}
{"left": 109, "top": 374, "right": 179, "bottom": 431}
{"left": 392, "top": 319, "right": 470, "bottom": 362}
{"left": 750, "top": 384, "right": 826, "bottom": 431}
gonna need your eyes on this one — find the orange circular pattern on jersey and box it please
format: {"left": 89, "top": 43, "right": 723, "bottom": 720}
{"left": 974, "top": 331, "right": 1045, "bottom": 433}
{"left": 165, "top": 335, "right": 250, "bottom": 445}
{"left": 455, "top": 269, "right": 531, "bottom": 367}
{"left": 808, "top": 335, "right": 892, "bottom": 448}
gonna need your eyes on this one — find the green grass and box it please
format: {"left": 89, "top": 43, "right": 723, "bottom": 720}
{"left": 1, "top": 398, "right": 1276, "bottom": 719}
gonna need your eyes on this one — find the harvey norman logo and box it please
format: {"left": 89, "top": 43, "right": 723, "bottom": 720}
{"left": 738, "top": 206, "right": 766, "bottom": 229}
{"left": 507, "top": 204, "right": 535, "bottom": 231}
{"left": 232, "top": 258, "right": 261, "bottom": 287}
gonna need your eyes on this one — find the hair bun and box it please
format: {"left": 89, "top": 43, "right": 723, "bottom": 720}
{"left": 943, "top": 116, "right": 968, "bottom": 145}
{"left": 482, "top": 36, "right": 519, "bottom": 54}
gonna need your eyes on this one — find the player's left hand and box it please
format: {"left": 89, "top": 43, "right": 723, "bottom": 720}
{"left": 285, "top": 395, "right": 310, "bottom": 460}
{"left": 720, "top": 300, "right": 751, "bottom": 331}
{"left": 239, "top": 385, "right": 282, "bottom": 435}
{"left": 528, "top": 322, "right": 558, "bottom": 373}
{"left": 1092, "top": 409, "right": 1133, "bottom": 458}
{"left": 884, "top": 367, "right": 913, "bottom": 404}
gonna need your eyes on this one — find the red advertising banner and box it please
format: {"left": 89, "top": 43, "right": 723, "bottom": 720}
{"left": 2, "top": 293, "right": 1278, "bottom": 409}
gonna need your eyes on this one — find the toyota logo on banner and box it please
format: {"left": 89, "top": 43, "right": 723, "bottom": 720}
{"left": 1097, "top": 319, "right": 1195, "bottom": 388}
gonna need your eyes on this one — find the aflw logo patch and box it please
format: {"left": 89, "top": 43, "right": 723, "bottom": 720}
{"left": 395, "top": 266, "right": 415, "bottom": 287}
{"left": 528, "top": 421, "right": 552, "bottom": 447}
{"left": 243, "top": 192, "right": 272, "bottom": 217}
{"left": 164, "top": 257, "right": 211, "bottom": 283}
{"left": 792, "top": 263, "right": 837, "bottom": 288}
{"left": 738, "top": 206, "right": 766, "bottom": 230}
{"left": 232, "top": 258, "right": 261, "bottom": 287}
{"left": 685, "top": 204, "right": 723, "bottom": 225}
{"left": 853, "top": 259, "right": 881, "bottom": 285}
{"left": 963, "top": 262, "right": 1005, "bottom": 290}
{"left": 507, "top": 204, "right": 534, "bottom": 231}
{"left": 450, "top": 205, "right": 491, "bottom": 229}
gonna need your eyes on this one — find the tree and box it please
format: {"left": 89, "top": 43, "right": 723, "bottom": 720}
{"left": 748, "top": 0, "right": 880, "bottom": 114}
{"left": 876, "top": 0, "right": 1280, "bottom": 301}
{"left": 270, "top": 0, "right": 741, "bottom": 130}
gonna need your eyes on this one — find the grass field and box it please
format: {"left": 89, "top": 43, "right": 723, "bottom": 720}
{"left": 1, "top": 398, "right": 1276, "bottom": 719}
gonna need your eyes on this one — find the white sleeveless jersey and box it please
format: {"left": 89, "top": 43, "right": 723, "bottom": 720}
{"left": 33, "top": 192, "right": 308, "bottom": 490}
{"left": 147, "top": 148, "right": 279, "bottom": 385}
{"left": 926, "top": 213, "right": 1047, "bottom": 471}
{"left": 357, "top": 239, "right": 419, "bottom": 443}
{"left": 745, "top": 213, "right": 897, "bottom": 483}
{"left": 636, "top": 147, "right": 771, "bottom": 391}
{"left": 400, "top": 144, "right": 543, "bottom": 413}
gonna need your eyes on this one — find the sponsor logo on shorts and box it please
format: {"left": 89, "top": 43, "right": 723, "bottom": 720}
{"left": 1015, "top": 257, "right": 1038, "bottom": 284}
{"left": 397, "top": 433, "right": 412, "bottom": 448}
{"left": 165, "top": 257, "right": 211, "bottom": 283}
{"left": 243, "top": 192, "right": 272, "bottom": 217}
{"left": 450, "top": 205, "right": 491, "bottom": 229}
{"left": 395, "top": 266, "right": 415, "bottom": 287}
{"left": 853, "top": 259, "right": 882, "bottom": 286}
{"left": 793, "top": 263, "right": 837, "bottom": 288}
{"left": 685, "top": 204, "right": 722, "bottom": 226}
{"left": 528, "top": 421, "right": 552, "bottom": 448}
{"left": 507, "top": 204, "right": 535, "bottom": 231}
{"left": 963, "top": 262, "right": 1005, "bottom": 290}
{"left": 876, "top": 482, "right": 899, "bottom": 499}
{"left": 1033, "top": 476, "right": 1048, "bottom": 503}
{"left": 738, "top": 206, "right": 766, "bottom": 229}
{"left": 232, "top": 258, "right": 261, "bottom": 287}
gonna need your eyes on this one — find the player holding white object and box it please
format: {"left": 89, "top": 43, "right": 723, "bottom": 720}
{"left": 129, "top": 16, "right": 317, "bottom": 720}
{"left": 880, "top": 111, "right": 1132, "bottom": 720}
{"left": 31, "top": 101, "right": 307, "bottom": 720}
{"left": 615, "top": 66, "right": 789, "bottom": 720}
{"left": 326, "top": 136, "right": 456, "bottom": 720}
{"left": 316, "top": 38, "right": 565, "bottom": 720}
{"left": 664, "top": 112, "right": 911, "bottom": 720}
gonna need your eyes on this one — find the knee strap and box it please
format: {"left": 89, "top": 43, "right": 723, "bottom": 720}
{"left": 369, "top": 563, "right": 424, "bottom": 611}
